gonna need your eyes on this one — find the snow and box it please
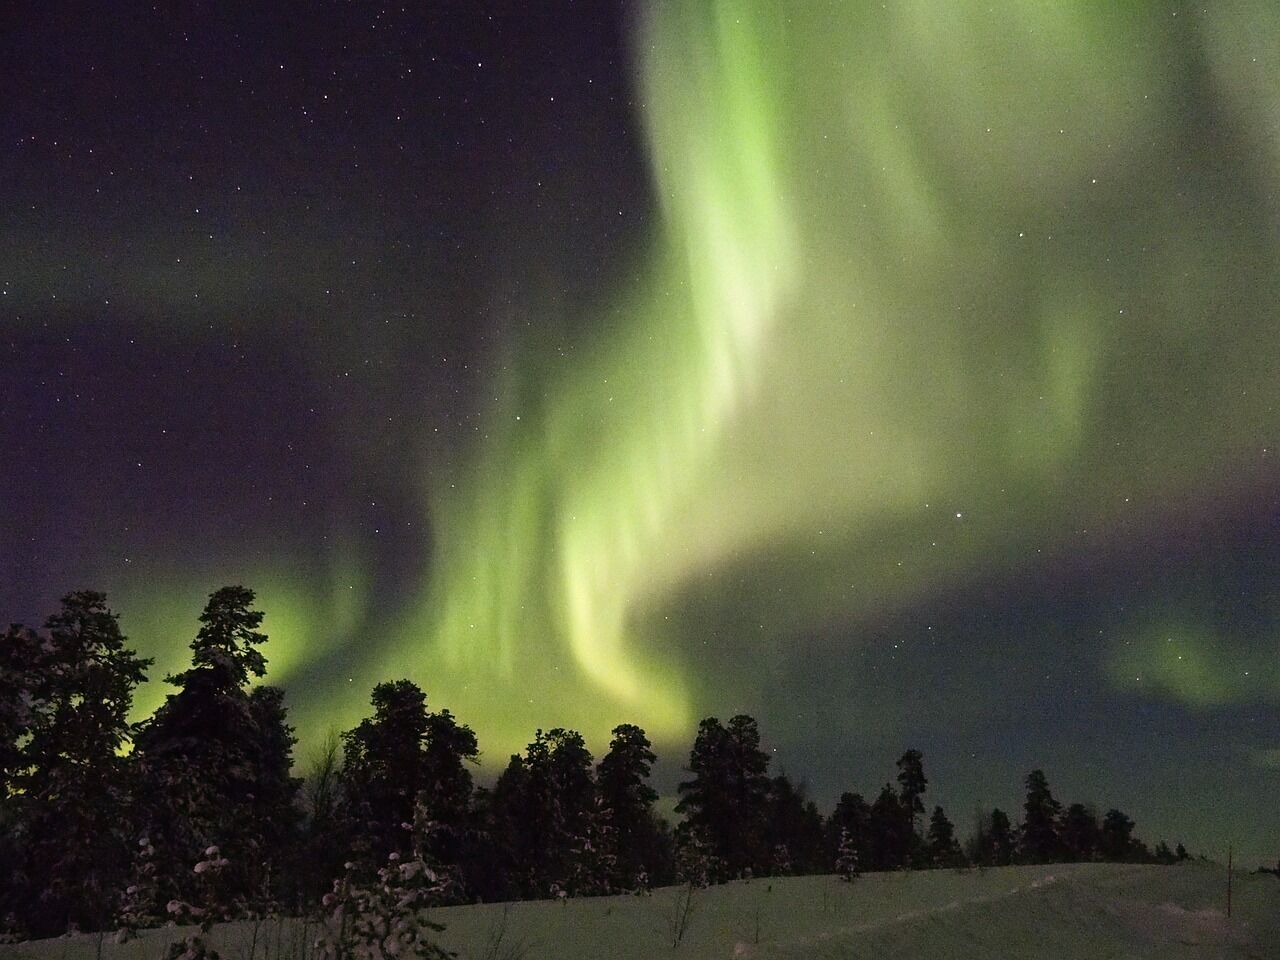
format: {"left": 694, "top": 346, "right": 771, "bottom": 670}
{"left": 4, "top": 863, "right": 1277, "bottom": 959}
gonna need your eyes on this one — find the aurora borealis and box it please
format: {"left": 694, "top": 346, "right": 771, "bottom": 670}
{"left": 3, "top": 0, "right": 1278, "bottom": 866}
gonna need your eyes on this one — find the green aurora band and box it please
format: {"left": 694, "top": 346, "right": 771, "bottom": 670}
{"left": 119, "top": 1, "right": 1280, "bottom": 759}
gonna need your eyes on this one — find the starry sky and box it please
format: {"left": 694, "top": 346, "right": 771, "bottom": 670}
{"left": 2, "top": 2, "right": 1278, "bottom": 866}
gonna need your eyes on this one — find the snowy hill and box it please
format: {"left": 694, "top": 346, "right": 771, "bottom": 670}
{"left": 4, "top": 863, "right": 1277, "bottom": 960}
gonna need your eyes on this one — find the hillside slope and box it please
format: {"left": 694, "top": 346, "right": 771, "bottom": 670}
{"left": 3, "top": 863, "right": 1276, "bottom": 960}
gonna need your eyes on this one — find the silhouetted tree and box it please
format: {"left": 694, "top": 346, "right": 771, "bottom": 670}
{"left": 340, "top": 680, "right": 477, "bottom": 889}
{"left": 926, "top": 805, "right": 966, "bottom": 868}
{"left": 1099, "top": 808, "right": 1137, "bottom": 862}
{"left": 987, "top": 808, "right": 1017, "bottom": 865}
{"left": 764, "top": 775, "right": 827, "bottom": 875}
{"left": 676, "top": 715, "right": 771, "bottom": 877}
{"left": 134, "top": 586, "right": 298, "bottom": 915}
{"left": 896, "top": 749, "right": 928, "bottom": 830}
{"left": 597, "top": 723, "right": 662, "bottom": 889}
{"left": 491, "top": 727, "right": 596, "bottom": 896}
{"left": 829, "top": 792, "right": 872, "bottom": 874}
{"left": 7, "top": 592, "right": 150, "bottom": 936}
{"left": 1060, "top": 803, "right": 1101, "bottom": 862}
{"left": 0, "top": 625, "right": 47, "bottom": 795}
{"left": 1175, "top": 842, "right": 1189, "bottom": 861}
{"left": 868, "top": 783, "right": 910, "bottom": 870}
{"left": 1018, "top": 770, "right": 1062, "bottom": 863}
{"left": 300, "top": 731, "right": 346, "bottom": 907}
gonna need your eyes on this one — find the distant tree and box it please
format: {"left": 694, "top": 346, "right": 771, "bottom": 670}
{"left": 1060, "top": 803, "right": 1101, "bottom": 862}
{"left": 1152, "top": 840, "right": 1177, "bottom": 864}
{"left": 1099, "top": 808, "right": 1138, "bottom": 862}
{"left": 969, "top": 807, "right": 1018, "bottom": 866}
{"left": 597, "top": 723, "right": 662, "bottom": 889}
{"left": 895, "top": 750, "right": 928, "bottom": 866}
{"left": 1018, "top": 770, "right": 1063, "bottom": 863}
{"left": 134, "top": 586, "right": 298, "bottom": 915}
{"left": 926, "top": 806, "right": 966, "bottom": 868}
{"left": 895, "top": 749, "right": 928, "bottom": 832}
{"left": 676, "top": 715, "right": 771, "bottom": 877}
{"left": 829, "top": 792, "right": 872, "bottom": 873}
{"left": 987, "top": 808, "right": 1017, "bottom": 866}
{"left": 868, "top": 783, "right": 910, "bottom": 870}
{"left": 9, "top": 592, "right": 151, "bottom": 935}
{"left": 1175, "top": 842, "right": 1189, "bottom": 861}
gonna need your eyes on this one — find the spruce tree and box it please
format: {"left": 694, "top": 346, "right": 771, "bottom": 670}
{"left": 10, "top": 592, "right": 150, "bottom": 935}
{"left": 1018, "top": 770, "right": 1063, "bottom": 863}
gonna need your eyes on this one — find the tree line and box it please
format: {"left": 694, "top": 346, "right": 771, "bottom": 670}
{"left": 1, "top": 587, "right": 1189, "bottom": 940}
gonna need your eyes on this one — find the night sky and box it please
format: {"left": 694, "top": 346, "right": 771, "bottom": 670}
{"left": 3, "top": 2, "right": 1278, "bottom": 866}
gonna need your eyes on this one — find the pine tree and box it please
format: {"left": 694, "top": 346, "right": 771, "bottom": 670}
{"left": 0, "top": 625, "right": 48, "bottom": 794}
{"left": 676, "top": 715, "right": 771, "bottom": 877}
{"left": 133, "top": 587, "right": 298, "bottom": 917}
{"left": 926, "top": 806, "right": 966, "bottom": 868}
{"left": 490, "top": 728, "right": 596, "bottom": 897}
{"left": 868, "top": 783, "right": 910, "bottom": 870}
{"left": 339, "top": 680, "right": 477, "bottom": 878}
{"left": 10, "top": 592, "right": 151, "bottom": 935}
{"left": 1018, "top": 770, "right": 1063, "bottom": 863}
{"left": 987, "top": 808, "right": 1016, "bottom": 866}
{"left": 1100, "top": 808, "right": 1137, "bottom": 862}
{"left": 1060, "top": 803, "right": 1101, "bottom": 862}
{"left": 597, "top": 723, "right": 661, "bottom": 890}
{"left": 896, "top": 750, "right": 928, "bottom": 866}
{"left": 895, "top": 750, "right": 928, "bottom": 832}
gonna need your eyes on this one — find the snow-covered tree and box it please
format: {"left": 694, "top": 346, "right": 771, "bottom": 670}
{"left": 315, "top": 803, "right": 455, "bottom": 960}
{"left": 836, "top": 828, "right": 860, "bottom": 881}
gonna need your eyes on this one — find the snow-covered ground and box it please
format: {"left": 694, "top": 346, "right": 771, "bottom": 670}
{"left": 4, "top": 863, "right": 1277, "bottom": 960}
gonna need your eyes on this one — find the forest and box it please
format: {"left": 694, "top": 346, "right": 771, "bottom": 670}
{"left": 1, "top": 588, "right": 1190, "bottom": 946}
